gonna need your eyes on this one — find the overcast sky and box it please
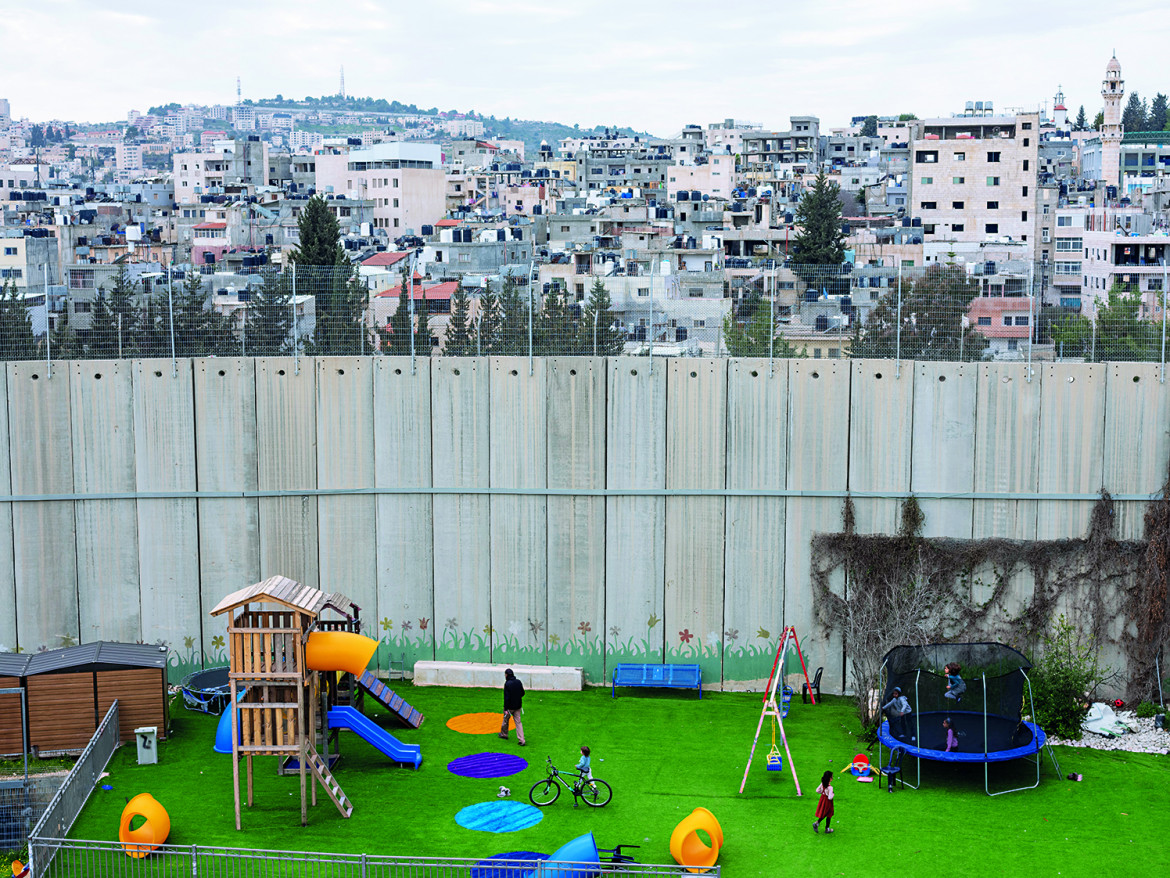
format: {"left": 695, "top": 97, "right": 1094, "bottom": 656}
{"left": 4, "top": 0, "right": 1169, "bottom": 135}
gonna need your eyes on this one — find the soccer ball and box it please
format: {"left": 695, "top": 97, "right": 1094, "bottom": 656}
{"left": 497, "top": 786, "right": 511, "bottom": 798}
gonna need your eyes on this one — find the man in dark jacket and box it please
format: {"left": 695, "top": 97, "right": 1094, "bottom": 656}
{"left": 500, "top": 668, "right": 526, "bottom": 746}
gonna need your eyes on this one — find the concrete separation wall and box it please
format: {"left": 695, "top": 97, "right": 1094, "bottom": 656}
{"left": 0, "top": 357, "right": 1166, "bottom": 694}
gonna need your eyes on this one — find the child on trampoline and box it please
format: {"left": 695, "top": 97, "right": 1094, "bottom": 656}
{"left": 943, "top": 717, "right": 959, "bottom": 752}
{"left": 881, "top": 687, "right": 915, "bottom": 742}
{"left": 944, "top": 662, "right": 966, "bottom": 702}
{"left": 813, "top": 770, "right": 835, "bottom": 834}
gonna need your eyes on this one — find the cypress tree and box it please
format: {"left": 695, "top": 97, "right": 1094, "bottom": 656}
{"left": 581, "top": 279, "right": 624, "bottom": 355}
{"left": 443, "top": 280, "right": 475, "bottom": 355}
{"left": 0, "top": 281, "right": 40, "bottom": 360}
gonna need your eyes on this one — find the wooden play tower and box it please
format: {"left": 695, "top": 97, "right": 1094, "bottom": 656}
{"left": 210, "top": 575, "right": 355, "bottom": 828}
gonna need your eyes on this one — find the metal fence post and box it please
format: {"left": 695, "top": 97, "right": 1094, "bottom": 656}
{"left": 191, "top": 843, "right": 198, "bottom": 877}
{"left": 895, "top": 262, "right": 903, "bottom": 378}
{"left": 528, "top": 261, "right": 535, "bottom": 373}
{"left": 43, "top": 264, "right": 51, "bottom": 378}
{"left": 168, "top": 267, "right": 177, "bottom": 377}
{"left": 648, "top": 259, "right": 654, "bottom": 372}
{"left": 1026, "top": 261, "right": 1035, "bottom": 382}
{"left": 769, "top": 262, "right": 775, "bottom": 375}
{"left": 1161, "top": 267, "right": 1167, "bottom": 384}
{"left": 292, "top": 263, "right": 299, "bottom": 375}
{"left": 409, "top": 253, "right": 416, "bottom": 374}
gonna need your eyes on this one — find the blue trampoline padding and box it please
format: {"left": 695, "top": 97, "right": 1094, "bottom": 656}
{"left": 471, "top": 852, "right": 549, "bottom": 878}
{"left": 878, "top": 713, "right": 1047, "bottom": 763}
{"left": 456, "top": 801, "right": 544, "bottom": 833}
{"left": 448, "top": 752, "right": 529, "bottom": 778}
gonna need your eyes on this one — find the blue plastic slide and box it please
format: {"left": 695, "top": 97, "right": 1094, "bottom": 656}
{"left": 327, "top": 706, "right": 422, "bottom": 769}
{"left": 523, "top": 832, "right": 599, "bottom": 878}
{"left": 213, "top": 688, "right": 246, "bottom": 754}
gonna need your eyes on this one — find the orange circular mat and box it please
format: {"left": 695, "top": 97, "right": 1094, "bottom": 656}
{"left": 447, "top": 712, "right": 515, "bottom": 734}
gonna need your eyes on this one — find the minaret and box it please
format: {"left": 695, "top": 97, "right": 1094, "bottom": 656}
{"left": 339, "top": 66, "right": 346, "bottom": 99}
{"left": 1053, "top": 85, "right": 1067, "bottom": 130}
{"left": 1101, "top": 54, "right": 1124, "bottom": 189}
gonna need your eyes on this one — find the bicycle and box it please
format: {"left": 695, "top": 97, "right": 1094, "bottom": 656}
{"left": 529, "top": 757, "right": 612, "bottom": 807}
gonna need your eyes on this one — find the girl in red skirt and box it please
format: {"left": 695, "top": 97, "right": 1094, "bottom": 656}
{"left": 813, "top": 770, "right": 835, "bottom": 833}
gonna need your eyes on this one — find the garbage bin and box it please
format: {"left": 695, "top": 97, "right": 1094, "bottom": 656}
{"left": 135, "top": 727, "right": 158, "bottom": 765}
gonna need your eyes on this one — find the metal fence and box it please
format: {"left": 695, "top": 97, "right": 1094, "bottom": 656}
{"left": 0, "top": 774, "right": 66, "bottom": 853}
{"left": 11, "top": 261, "right": 1169, "bottom": 372}
{"left": 28, "top": 701, "right": 120, "bottom": 875}
{"left": 26, "top": 841, "right": 716, "bottom": 878}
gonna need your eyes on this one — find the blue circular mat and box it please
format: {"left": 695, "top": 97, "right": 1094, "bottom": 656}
{"left": 470, "top": 851, "right": 550, "bottom": 878}
{"left": 456, "top": 800, "right": 544, "bottom": 833}
{"left": 449, "top": 752, "right": 528, "bottom": 779}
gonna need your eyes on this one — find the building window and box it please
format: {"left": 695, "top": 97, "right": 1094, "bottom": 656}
{"left": 1003, "top": 315, "right": 1013, "bottom": 326}
{"left": 1022, "top": 186, "right": 1028, "bottom": 196}
{"left": 2, "top": 247, "right": 16, "bottom": 256}
{"left": 1148, "top": 278, "right": 1163, "bottom": 291}
{"left": 921, "top": 201, "right": 937, "bottom": 210}
{"left": 1023, "top": 160, "right": 1029, "bottom": 171}
{"left": 393, "top": 218, "right": 399, "bottom": 228}
{"left": 1054, "top": 261, "right": 1081, "bottom": 276}
{"left": 1007, "top": 339, "right": 1019, "bottom": 351}
{"left": 1016, "top": 316, "right": 1030, "bottom": 326}
{"left": 921, "top": 176, "right": 933, "bottom": 184}
{"left": 74, "top": 301, "right": 92, "bottom": 313}
{"left": 393, "top": 198, "right": 399, "bottom": 208}
{"left": 987, "top": 177, "right": 1000, "bottom": 186}
{"left": 954, "top": 152, "right": 966, "bottom": 161}
{"left": 987, "top": 152, "right": 1001, "bottom": 162}
{"left": 1055, "top": 238, "right": 1082, "bottom": 251}
{"left": 1021, "top": 210, "right": 1028, "bottom": 221}
{"left": 1057, "top": 215, "right": 1073, "bottom": 227}
{"left": 1022, "top": 122, "right": 1032, "bottom": 130}
{"left": 393, "top": 178, "right": 399, "bottom": 187}
{"left": 952, "top": 223, "right": 965, "bottom": 232}
{"left": 923, "top": 224, "right": 936, "bottom": 234}
{"left": 953, "top": 177, "right": 965, "bottom": 185}
{"left": 916, "top": 150, "right": 938, "bottom": 163}
{"left": 987, "top": 201, "right": 999, "bottom": 209}
{"left": 986, "top": 223, "right": 999, "bottom": 233}
{"left": 637, "top": 287, "right": 649, "bottom": 296}
{"left": 952, "top": 201, "right": 964, "bottom": 209}
{"left": 977, "top": 316, "right": 992, "bottom": 326}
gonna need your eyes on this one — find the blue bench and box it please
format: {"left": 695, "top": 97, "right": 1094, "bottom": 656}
{"left": 611, "top": 663, "right": 702, "bottom": 698}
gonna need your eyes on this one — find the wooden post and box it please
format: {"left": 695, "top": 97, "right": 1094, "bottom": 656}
{"left": 230, "top": 677, "right": 241, "bottom": 830}
{"left": 298, "top": 612, "right": 308, "bottom": 826}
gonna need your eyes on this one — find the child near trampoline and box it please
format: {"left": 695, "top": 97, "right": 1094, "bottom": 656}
{"left": 813, "top": 770, "right": 835, "bottom": 834}
{"left": 944, "top": 662, "right": 966, "bottom": 702}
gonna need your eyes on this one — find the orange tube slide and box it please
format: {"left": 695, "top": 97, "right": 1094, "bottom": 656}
{"left": 305, "top": 631, "right": 379, "bottom": 675}
{"left": 119, "top": 793, "right": 171, "bottom": 859}
{"left": 669, "top": 806, "right": 723, "bottom": 872}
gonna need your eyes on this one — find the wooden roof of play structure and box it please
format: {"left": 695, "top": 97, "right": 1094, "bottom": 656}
{"left": 209, "top": 575, "right": 354, "bottom": 620}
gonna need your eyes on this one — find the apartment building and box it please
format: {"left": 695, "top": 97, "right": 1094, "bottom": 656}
{"left": 0, "top": 230, "right": 59, "bottom": 295}
{"left": 907, "top": 112, "right": 1040, "bottom": 256}
{"left": 172, "top": 138, "right": 269, "bottom": 203}
{"left": 559, "top": 134, "right": 679, "bottom": 193}
{"left": 1081, "top": 211, "right": 1169, "bottom": 318}
{"left": 314, "top": 142, "right": 444, "bottom": 234}
{"left": 739, "top": 116, "right": 822, "bottom": 176}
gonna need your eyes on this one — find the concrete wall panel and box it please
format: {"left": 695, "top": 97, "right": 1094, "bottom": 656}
{"left": 911, "top": 361, "right": 977, "bottom": 538}
{"left": 849, "top": 360, "right": 914, "bottom": 538}
{"left": 785, "top": 360, "right": 849, "bottom": 692}
{"left": 0, "top": 366, "right": 12, "bottom": 652}
{"left": 546, "top": 358, "right": 606, "bottom": 682}
{"left": 723, "top": 360, "right": 787, "bottom": 687}
{"left": 431, "top": 358, "right": 491, "bottom": 661}
{"left": 256, "top": 358, "right": 318, "bottom": 589}
{"left": 71, "top": 361, "right": 139, "bottom": 644}
{"left": 194, "top": 359, "right": 260, "bottom": 641}
{"left": 374, "top": 358, "right": 434, "bottom": 672}
{"left": 665, "top": 359, "right": 726, "bottom": 681}
{"left": 605, "top": 360, "right": 666, "bottom": 664}
{"left": 489, "top": 358, "right": 547, "bottom": 664}
{"left": 133, "top": 361, "right": 200, "bottom": 664}
{"left": 316, "top": 357, "right": 377, "bottom": 619}
{"left": 1037, "top": 363, "right": 1105, "bottom": 540}
{"left": 8, "top": 362, "right": 77, "bottom": 652}
{"left": 1104, "top": 363, "right": 1170, "bottom": 539}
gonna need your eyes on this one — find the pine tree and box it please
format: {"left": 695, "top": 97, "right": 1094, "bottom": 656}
{"left": 0, "top": 281, "right": 39, "bottom": 360}
{"left": 1122, "top": 92, "right": 1146, "bottom": 131}
{"left": 1094, "top": 110, "right": 1104, "bottom": 130}
{"left": 472, "top": 280, "right": 501, "bottom": 354}
{"left": 1149, "top": 93, "right": 1169, "bottom": 133}
{"left": 443, "top": 280, "right": 475, "bottom": 355}
{"left": 377, "top": 268, "right": 428, "bottom": 356}
{"left": 850, "top": 264, "right": 987, "bottom": 360}
{"left": 1075, "top": 105, "right": 1087, "bottom": 130}
{"left": 493, "top": 278, "right": 529, "bottom": 355}
{"left": 581, "top": 279, "right": 624, "bottom": 355}
{"left": 85, "top": 266, "right": 141, "bottom": 359}
{"left": 242, "top": 270, "right": 293, "bottom": 356}
{"left": 536, "top": 288, "right": 580, "bottom": 355}
{"left": 721, "top": 308, "right": 803, "bottom": 358}
{"left": 290, "top": 196, "right": 362, "bottom": 354}
{"left": 170, "top": 270, "right": 238, "bottom": 357}
{"left": 860, "top": 115, "right": 878, "bottom": 138}
{"left": 1094, "top": 283, "right": 1160, "bottom": 361}
{"left": 791, "top": 170, "right": 848, "bottom": 296}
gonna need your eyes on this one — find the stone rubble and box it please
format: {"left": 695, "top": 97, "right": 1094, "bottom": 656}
{"left": 1048, "top": 710, "right": 1169, "bottom": 755}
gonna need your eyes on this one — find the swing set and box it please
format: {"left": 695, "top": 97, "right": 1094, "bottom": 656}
{"left": 738, "top": 626, "right": 816, "bottom": 795}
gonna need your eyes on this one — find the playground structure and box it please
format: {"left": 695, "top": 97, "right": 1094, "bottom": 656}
{"left": 670, "top": 807, "right": 723, "bottom": 871}
{"left": 118, "top": 793, "right": 170, "bottom": 858}
{"left": 209, "top": 575, "right": 426, "bottom": 828}
{"left": 738, "top": 626, "right": 816, "bottom": 794}
{"left": 876, "top": 642, "right": 1062, "bottom": 796}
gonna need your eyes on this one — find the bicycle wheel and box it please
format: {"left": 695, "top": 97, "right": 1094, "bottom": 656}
{"left": 579, "top": 778, "right": 612, "bottom": 807}
{"left": 529, "top": 778, "right": 561, "bottom": 806}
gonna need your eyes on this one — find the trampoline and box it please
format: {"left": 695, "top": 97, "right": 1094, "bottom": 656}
{"left": 180, "top": 666, "right": 231, "bottom": 715}
{"left": 877, "top": 643, "right": 1061, "bottom": 795}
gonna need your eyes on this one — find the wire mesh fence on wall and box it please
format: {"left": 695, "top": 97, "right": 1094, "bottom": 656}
{"left": 5, "top": 261, "right": 1168, "bottom": 370}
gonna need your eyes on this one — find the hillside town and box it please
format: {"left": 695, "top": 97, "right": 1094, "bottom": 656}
{"left": 1, "top": 54, "right": 1168, "bottom": 361}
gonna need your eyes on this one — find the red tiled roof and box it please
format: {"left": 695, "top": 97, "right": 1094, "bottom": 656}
{"left": 361, "top": 251, "right": 410, "bottom": 267}
{"left": 376, "top": 281, "right": 458, "bottom": 300}
{"left": 194, "top": 222, "right": 227, "bottom": 230}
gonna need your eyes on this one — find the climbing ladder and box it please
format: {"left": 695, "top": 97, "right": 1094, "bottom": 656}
{"left": 306, "top": 744, "right": 353, "bottom": 819}
{"left": 738, "top": 626, "right": 817, "bottom": 795}
{"left": 357, "top": 670, "right": 424, "bottom": 728}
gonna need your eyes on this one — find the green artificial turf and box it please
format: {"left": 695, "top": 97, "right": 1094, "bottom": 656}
{"left": 66, "top": 685, "right": 1169, "bottom": 877}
